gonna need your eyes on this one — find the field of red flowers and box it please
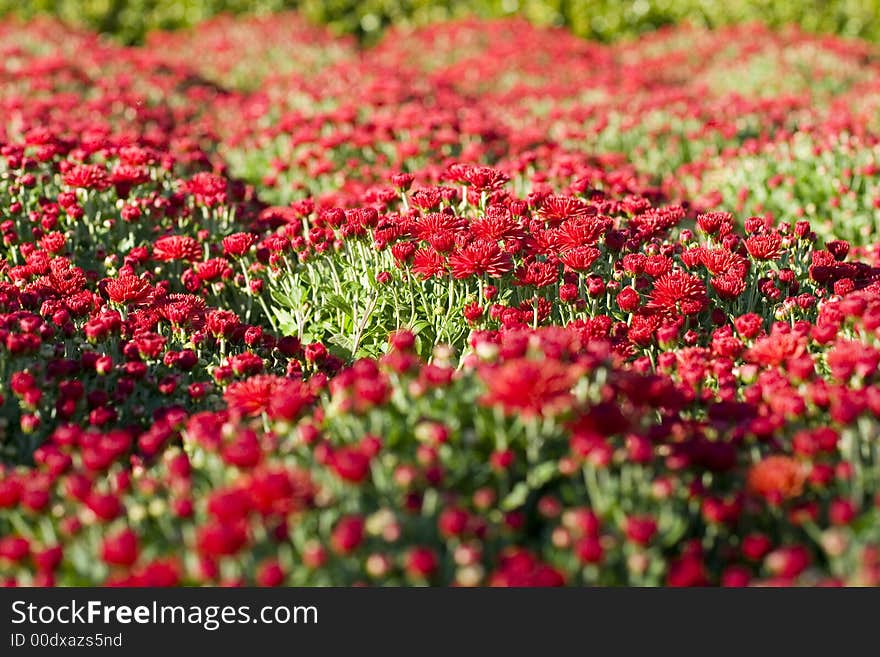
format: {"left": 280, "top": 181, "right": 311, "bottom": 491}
{"left": 0, "top": 13, "right": 879, "bottom": 586}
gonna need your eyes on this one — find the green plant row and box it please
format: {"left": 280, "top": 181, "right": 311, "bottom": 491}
{"left": 3, "top": 0, "right": 879, "bottom": 45}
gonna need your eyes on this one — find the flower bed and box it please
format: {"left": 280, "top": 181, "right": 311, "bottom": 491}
{"left": 0, "top": 15, "right": 878, "bottom": 586}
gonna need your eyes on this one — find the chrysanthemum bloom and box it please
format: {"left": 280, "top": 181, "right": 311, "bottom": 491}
{"left": 648, "top": 272, "right": 708, "bottom": 316}
{"left": 745, "top": 233, "right": 783, "bottom": 260}
{"left": 455, "top": 165, "right": 509, "bottom": 192}
{"left": 479, "top": 358, "right": 577, "bottom": 416}
{"left": 391, "top": 240, "right": 418, "bottom": 265}
{"left": 411, "top": 248, "right": 447, "bottom": 279}
{"left": 405, "top": 547, "right": 439, "bottom": 578}
{"left": 222, "top": 232, "right": 255, "bottom": 258}
{"left": 559, "top": 246, "right": 600, "bottom": 271}
{"left": 63, "top": 164, "right": 110, "bottom": 191}
{"left": 331, "top": 515, "right": 365, "bottom": 554}
{"left": 152, "top": 235, "right": 202, "bottom": 262}
{"left": 154, "top": 294, "right": 207, "bottom": 327}
{"left": 710, "top": 273, "right": 747, "bottom": 299}
{"left": 746, "top": 331, "right": 806, "bottom": 367}
{"left": 701, "top": 248, "right": 749, "bottom": 278}
{"left": 627, "top": 312, "right": 660, "bottom": 346}
{"left": 40, "top": 232, "right": 66, "bottom": 254}
{"left": 643, "top": 255, "right": 672, "bottom": 278}
{"left": 448, "top": 240, "right": 513, "bottom": 279}
{"left": 412, "top": 212, "right": 467, "bottom": 240}
{"left": 195, "top": 258, "right": 233, "bottom": 283}
{"left": 825, "top": 339, "right": 880, "bottom": 380}
{"left": 747, "top": 455, "right": 805, "bottom": 504}
{"left": 623, "top": 515, "right": 658, "bottom": 545}
{"left": 100, "top": 528, "right": 139, "bottom": 566}
{"left": 471, "top": 206, "right": 524, "bottom": 242}
{"left": 224, "top": 375, "right": 314, "bottom": 420}
{"left": 105, "top": 275, "right": 152, "bottom": 305}
{"left": 539, "top": 195, "right": 591, "bottom": 225}
{"left": 825, "top": 240, "right": 850, "bottom": 261}
{"left": 515, "top": 261, "right": 558, "bottom": 287}
{"left": 553, "top": 216, "right": 610, "bottom": 249}
{"left": 329, "top": 446, "right": 372, "bottom": 483}
{"left": 183, "top": 172, "right": 227, "bottom": 206}
{"left": 696, "top": 211, "right": 734, "bottom": 236}
{"left": 616, "top": 286, "right": 640, "bottom": 313}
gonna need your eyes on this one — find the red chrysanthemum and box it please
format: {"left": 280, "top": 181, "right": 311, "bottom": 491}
{"left": 222, "top": 232, "right": 255, "bottom": 258}
{"left": 63, "top": 164, "right": 110, "bottom": 191}
{"left": 153, "top": 235, "right": 202, "bottom": 262}
{"left": 448, "top": 240, "right": 513, "bottom": 279}
{"left": 515, "top": 261, "right": 558, "bottom": 288}
{"left": 471, "top": 206, "right": 524, "bottom": 242}
{"left": 747, "top": 456, "right": 805, "bottom": 503}
{"left": 745, "top": 233, "right": 783, "bottom": 261}
{"left": 411, "top": 248, "right": 448, "bottom": 279}
{"left": 559, "top": 246, "right": 600, "bottom": 272}
{"left": 700, "top": 248, "right": 748, "bottom": 278}
{"left": 746, "top": 331, "right": 806, "bottom": 367}
{"left": 539, "top": 195, "right": 591, "bottom": 225}
{"left": 105, "top": 275, "right": 153, "bottom": 305}
{"left": 224, "top": 375, "right": 314, "bottom": 420}
{"left": 479, "top": 358, "right": 578, "bottom": 416}
{"left": 183, "top": 172, "right": 228, "bottom": 207}
{"left": 648, "top": 272, "right": 708, "bottom": 316}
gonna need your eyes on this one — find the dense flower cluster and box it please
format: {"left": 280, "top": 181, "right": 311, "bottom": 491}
{"left": 0, "top": 15, "right": 878, "bottom": 587}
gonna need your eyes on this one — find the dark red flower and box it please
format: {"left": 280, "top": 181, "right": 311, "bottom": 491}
{"left": 648, "top": 272, "right": 708, "bottom": 316}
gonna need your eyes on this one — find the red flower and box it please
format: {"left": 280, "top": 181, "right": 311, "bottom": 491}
{"left": 666, "top": 556, "right": 708, "bottom": 586}
{"left": 489, "top": 549, "right": 565, "bottom": 587}
{"left": 480, "top": 358, "right": 577, "bottom": 417}
{"left": 539, "top": 195, "right": 591, "bottom": 225}
{"left": 63, "top": 164, "right": 109, "bottom": 191}
{"left": 747, "top": 456, "right": 805, "bottom": 503}
{"left": 183, "top": 172, "right": 227, "bottom": 206}
{"left": 105, "top": 275, "right": 152, "bottom": 305}
{"left": 224, "top": 375, "right": 314, "bottom": 420}
{"left": 745, "top": 233, "right": 783, "bottom": 260}
{"left": 331, "top": 515, "right": 365, "bottom": 555}
{"left": 438, "top": 507, "right": 470, "bottom": 538}
{"left": 256, "top": 560, "right": 286, "bottom": 587}
{"left": 746, "top": 330, "right": 806, "bottom": 367}
{"left": 405, "top": 547, "right": 439, "bottom": 578}
{"left": 197, "top": 521, "right": 248, "bottom": 557}
{"left": 574, "top": 537, "right": 604, "bottom": 564}
{"left": 515, "top": 260, "right": 558, "bottom": 287}
{"left": 648, "top": 272, "right": 708, "bottom": 316}
{"left": 701, "top": 248, "right": 748, "bottom": 277}
{"left": 559, "top": 246, "right": 600, "bottom": 271}
{"left": 616, "top": 286, "right": 640, "bottom": 312}
{"left": 222, "top": 232, "right": 255, "bottom": 258}
{"left": 329, "top": 446, "right": 372, "bottom": 483}
{"left": 411, "top": 248, "right": 447, "bottom": 279}
{"left": 448, "top": 240, "right": 513, "bottom": 279}
{"left": 0, "top": 536, "right": 30, "bottom": 562}
{"left": 696, "top": 211, "right": 733, "bottom": 235}
{"left": 153, "top": 235, "right": 202, "bottom": 262}
{"left": 101, "top": 529, "right": 139, "bottom": 567}
{"left": 765, "top": 545, "right": 811, "bottom": 578}
{"left": 624, "top": 515, "right": 658, "bottom": 545}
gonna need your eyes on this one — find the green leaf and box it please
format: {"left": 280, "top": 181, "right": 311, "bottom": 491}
{"left": 527, "top": 461, "right": 558, "bottom": 490}
{"left": 500, "top": 482, "right": 529, "bottom": 511}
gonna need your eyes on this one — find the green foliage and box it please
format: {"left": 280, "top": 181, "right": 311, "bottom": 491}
{"left": 1, "top": 0, "right": 879, "bottom": 44}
